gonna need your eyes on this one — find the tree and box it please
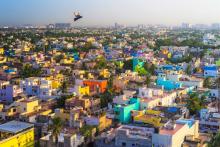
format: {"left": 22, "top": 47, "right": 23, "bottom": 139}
{"left": 50, "top": 117, "right": 63, "bottom": 146}
{"left": 215, "top": 77, "right": 220, "bottom": 88}
{"left": 185, "top": 64, "right": 191, "bottom": 75}
{"left": 20, "top": 64, "right": 42, "bottom": 78}
{"left": 135, "top": 66, "right": 148, "bottom": 76}
{"left": 123, "top": 59, "right": 133, "bottom": 71}
{"left": 95, "top": 56, "right": 107, "bottom": 69}
{"left": 79, "top": 125, "right": 96, "bottom": 142}
{"left": 203, "top": 77, "right": 212, "bottom": 88}
{"left": 145, "top": 74, "right": 151, "bottom": 87}
{"left": 207, "top": 133, "right": 220, "bottom": 147}
{"left": 59, "top": 81, "right": 68, "bottom": 94}
{"left": 186, "top": 93, "right": 206, "bottom": 115}
{"left": 149, "top": 64, "right": 156, "bottom": 75}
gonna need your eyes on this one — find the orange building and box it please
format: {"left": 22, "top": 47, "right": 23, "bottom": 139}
{"left": 83, "top": 80, "right": 107, "bottom": 93}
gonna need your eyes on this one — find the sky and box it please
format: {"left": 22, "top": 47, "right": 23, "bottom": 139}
{"left": 0, "top": 0, "right": 220, "bottom": 26}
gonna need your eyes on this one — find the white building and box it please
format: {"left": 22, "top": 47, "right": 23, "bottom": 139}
{"left": 20, "top": 77, "right": 54, "bottom": 99}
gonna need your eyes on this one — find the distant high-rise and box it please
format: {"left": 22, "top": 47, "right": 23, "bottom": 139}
{"left": 181, "top": 23, "right": 191, "bottom": 29}
{"left": 115, "top": 22, "right": 119, "bottom": 29}
{"left": 55, "top": 23, "right": 71, "bottom": 29}
{"left": 211, "top": 23, "right": 220, "bottom": 30}
{"left": 47, "top": 24, "right": 55, "bottom": 29}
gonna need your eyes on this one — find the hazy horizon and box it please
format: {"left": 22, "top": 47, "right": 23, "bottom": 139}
{"left": 1, "top": 0, "right": 220, "bottom": 26}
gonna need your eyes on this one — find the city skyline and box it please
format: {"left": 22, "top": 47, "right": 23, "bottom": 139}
{"left": 1, "top": 0, "right": 220, "bottom": 26}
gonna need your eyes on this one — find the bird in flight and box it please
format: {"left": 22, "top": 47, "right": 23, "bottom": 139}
{"left": 74, "top": 12, "right": 83, "bottom": 22}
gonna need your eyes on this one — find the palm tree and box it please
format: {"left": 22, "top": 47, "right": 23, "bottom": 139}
{"left": 145, "top": 74, "right": 151, "bottom": 87}
{"left": 207, "top": 133, "right": 220, "bottom": 147}
{"left": 50, "top": 117, "right": 63, "bottom": 146}
{"left": 185, "top": 64, "right": 191, "bottom": 75}
{"left": 203, "top": 77, "right": 212, "bottom": 88}
{"left": 59, "top": 81, "right": 68, "bottom": 94}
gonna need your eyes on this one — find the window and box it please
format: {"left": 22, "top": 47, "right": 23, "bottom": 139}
{"left": 122, "top": 142, "right": 126, "bottom": 147}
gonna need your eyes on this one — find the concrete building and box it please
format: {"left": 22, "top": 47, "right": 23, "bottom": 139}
{"left": 0, "top": 81, "right": 23, "bottom": 102}
{"left": 0, "top": 121, "right": 34, "bottom": 147}
{"left": 114, "top": 98, "right": 140, "bottom": 123}
{"left": 40, "top": 132, "right": 84, "bottom": 147}
{"left": 20, "top": 77, "right": 54, "bottom": 99}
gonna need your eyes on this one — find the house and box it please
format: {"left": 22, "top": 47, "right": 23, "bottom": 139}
{"left": 99, "top": 69, "right": 111, "bottom": 78}
{"left": 0, "top": 121, "right": 34, "bottom": 147}
{"left": 115, "top": 125, "right": 155, "bottom": 147}
{"left": 152, "top": 119, "right": 199, "bottom": 147}
{"left": 0, "top": 48, "right": 4, "bottom": 55}
{"left": 83, "top": 80, "right": 107, "bottom": 94}
{"left": 165, "top": 71, "right": 204, "bottom": 89}
{"left": 95, "top": 119, "right": 206, "bottom": 147}
{"left": 74, "top": 85, "right": 90, "bottom": 96}
{"left": 20, "top": 77, "right": 55, "bottom": 99}
{"left": 138, "top": 87, "right": 177, "bottom": 109}
{"left": 0, "top": 97, "right": 41, "bottom": 121}
{"left": 157, "top": 73, "right": 182, "bottom": 91}
{"left": 114, "top": 98, "right": 140, "bottom": 123}
{"left": 40, "top": 132, "right": 84, "bottom": 147}
{"left": 204, "top": 65, "right": 218, "bottom": 77}
{"left": 199, "top": 109, "right": 220, "bottom": 133}
{"left": 84, "top": 113, "right": 112, "bottom": 132}
{"left": 65, "top": 97, "right": 101, "bottom": 113}
{"left": 133, "top": 110, "right": 163, "bottom": 127}
{"left": 0, "top": 81, "right": 23, "bottom": 102}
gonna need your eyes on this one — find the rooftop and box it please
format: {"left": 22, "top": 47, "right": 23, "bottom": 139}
{"left": 0, "top": 121, "right": 34, "bottom": 134}
{"left": 159, "top": 123, "right": 184, "bottom": 135}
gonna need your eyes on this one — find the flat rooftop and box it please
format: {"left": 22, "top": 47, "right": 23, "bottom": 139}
{"left": 159, "top": 123, "right": 184, "bottom": 135}
{"left": 0, "top": 121, "right": 34, "bottom": 134}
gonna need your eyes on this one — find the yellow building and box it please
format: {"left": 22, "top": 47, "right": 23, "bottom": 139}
{"left": 134, "top": 113, "right": 162, "bottom": 127}
{"left": 46, "top": 74, "right": 64, "bottom": 89}
{"left": 0, "top": 48, "right": 4, "bottom": 55}
{"left": 98, "top": 114, "right": 112, "bottom": 131}
{"left": 0, "top": 121, "right": 34, "bottom": 147}
{"left": 100, "top": 69, "right": 111, "bottom": 78}
{"left": 0, "top": 56, "right": 6, "bottom": 64}
{"left": 16, "top": 98, "right": 41, "bottom": 115}
{"left": 54, "top": 108, "right": 70, "bottom": 122}
{"left": 79, "top": 86, "right": 90, "bottom": 96}
{"left": 60, "top": 58, "right": 74, "bottom": 64}
{"left": 87, "top": 37, "right": 95, "bottom": 43}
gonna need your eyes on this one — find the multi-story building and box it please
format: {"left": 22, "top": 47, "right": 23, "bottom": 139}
{"left": 199, "top": 109, "right": 220, "bottom": 133}
{"left": 152, "top": 119, "right": 199, "bottom": 147}
{"left": 84, "top": 113, "right": 112, "bottom": 132}
{"left": 0, "top": 121, "right": 34, "bottom": 147}
{"left": 0, "top": 97, "right": 41, "bottom": 121}
{"left": 20, "top": 77, "right": 54, "bottom": 99}
{"left": 157, "top": 73, "right": 182, "bottom": 91}
{"left": 138, "top": 87, "right": 177, "bottom": 109}
{"left": 115, "top": 125, "right": 154, "bottom": 147}
{"left": 204, "top": 65, "right": 218, "bottom": 77}
{"left": 40, "top": 132, "right": 84, "bottom": 147}
{"left": 0, "top": 81, "right": 23, "bottom": 102}
{"left": 114, "top": 98, "right": 140, "bottom": 123}
{"left": 95, "top": 119, "right": 202, "bottom": 147}
{"left": 83, "top": 80, "right": 107, "bottom": 94}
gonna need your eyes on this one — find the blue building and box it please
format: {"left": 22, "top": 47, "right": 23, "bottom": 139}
{"left": 156, "top": 73, "right": 182, "bottom": 91}
{"left": 114, "top": 98, "right": 140, "bottom": 124}
{"left": 132, "top": 58, "right": 144, "bottom": 71}
{"left": 203, "top": 65, "right": 218, "bottom": 77}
